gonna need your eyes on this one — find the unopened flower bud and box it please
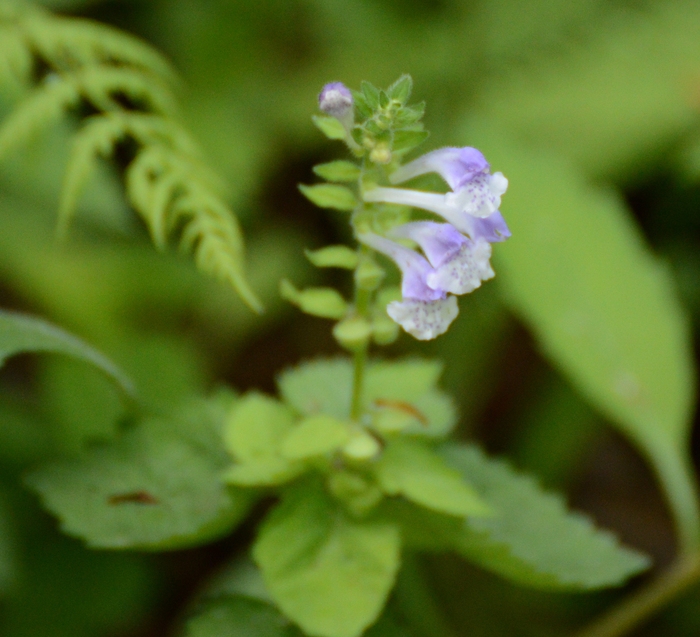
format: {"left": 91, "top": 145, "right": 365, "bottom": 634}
{"left": 319, "top": 82, "right": 353, "bottom": 118}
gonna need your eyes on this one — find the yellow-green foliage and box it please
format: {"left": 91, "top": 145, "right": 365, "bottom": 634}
{"left": 0, "top": 1, "right": 261, "bottom": 311}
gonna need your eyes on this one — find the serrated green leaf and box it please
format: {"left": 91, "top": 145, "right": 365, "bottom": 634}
{"left": 312, "top": 115, "right": 346, "bottom": 140}
{"left": 281, "top": 415, "right": 351, "bottom": 461}
{"left": 313, "top": 160, "right": 361, "bottom": 183}
{"left": 305, "top": 245, "right": 359, "bottom": 269}
{"left": 254, "top": 483, "right": 400, "bottom": 637}
{"left": 378, "top": 90, "right": 390, "bottom": 109}
{"left": 0, "top": 309, "right": 135, "bottom": 399}
{"left": 26, "top": 406, "right": 254, "bottom": 550}
{"left": 277, "top": 358, "right": 456, "bottom": 437}
{"left": 222, "top": 393, "right": 303, "bottom": 487}
{"left": 299, "top": 184, "right": 357, "bottom": 211}
{"left": 375, "top": 438, "right": 489, "bottom": 517}
{"left": 466, "top": 129, "right": 700, "bottom": 548}
{"left": 387, "top": 75, "right": 413, "bottom": 105}
{"left": 182, "top": 596, "right": 298, "bottom": 637}
{"left": 280, "top": 280, "right": 348, "bottom": 320}
{"left": 414, "top": 444, "right": 649, "bottom": 590}
{"left": 392, "top": 130, "right": 429, "bottom": 153}
{"left": 361, "top": 81, "right": 381, "bottom": 110}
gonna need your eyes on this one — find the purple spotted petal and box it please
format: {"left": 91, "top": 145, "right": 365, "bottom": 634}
{"left": 390, "top": 147, "right": 489, "bottom": 191}
{"left": 386, "top": 296, "right": 459, "bottom": 340}
{"left": 389, "top": 221, "right": 467, "bottom": 268}
{"left": 390, "top": 222, "right": 495, "bottom": 294}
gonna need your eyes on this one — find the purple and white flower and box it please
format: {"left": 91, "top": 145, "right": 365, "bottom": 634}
{"left": 357, "top": 231, "right": 459, "bottom": 340}
{"left": 363, "top": 146, "right": 510, "bottom": 242}
{"left": 389, "top": 221, "right": 494, "bottom": 295}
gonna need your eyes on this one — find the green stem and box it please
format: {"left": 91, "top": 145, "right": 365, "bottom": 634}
{"left": 350, "top": 272, "right": 371, "bottom": 420}
{"left": 351, "top": 344, "right": 367, "bottom": 420}
{"left": 574, "top": 553, "right": 700, "bottom": 637}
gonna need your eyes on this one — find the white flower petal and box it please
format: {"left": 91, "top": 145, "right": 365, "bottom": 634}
{"left": 426, "top": 239, "right": 494, "bottom": 295}
{"left": 386, "top": 296, "right": 459, "bottom": 340}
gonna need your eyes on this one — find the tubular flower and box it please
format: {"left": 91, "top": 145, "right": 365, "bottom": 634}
{"left": 389, "top": 221, "right": 495, "bottom": 295}
{"left": 363, "top": 146, "right": 510, "bottom": 242}
{"left": 318, "top": 82, "right": 355, "bottom": 135}
{"left": 357, "top": 231, "right": 459, "bottom": 340}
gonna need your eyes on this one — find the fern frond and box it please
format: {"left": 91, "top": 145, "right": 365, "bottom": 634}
{"left": 57, "top": 112, "right": 126, "bottom": 237}
{"left": 21, "top": 8, "right": 177, "bottom": 83}
{"left": 75, "top": 65, "right": 177, "bottom": 115}
{"left": 0, "top": 75, "right": 80, "bottom": 159}
{"left": 0, "top": 1, "right": 261, "bottom": 311}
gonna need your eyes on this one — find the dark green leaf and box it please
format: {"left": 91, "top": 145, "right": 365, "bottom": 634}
{"left": 405, "top": 444, "right": 650, "bottom": 590}
{"left": 26, "top": 401, "right": 253, "bottom": 550}
{"left": 0, "top": 310, "right": 135, "bottom": 399}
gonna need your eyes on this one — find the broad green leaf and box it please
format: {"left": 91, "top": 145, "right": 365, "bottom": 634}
{"left": 26, "top": 402, "right": 253, "bottom": 550}
{"left": 299, "top": 184, "right": 357, "bottom": 211}
{"left": 279, "top": 280, "right": 348, "bottom": 320}
{"left": 281, "top": 415, "right": 351, "bottom": 460}
{"left": 222, "top": 393, "right": 303, "bottom": 487}
{"left": 375, "top": 438, "right": 490, "bottom": 517}
{"left": 254, "top": 484, "right": 401, "bottom": 637}
{"left": 390, "top": 444, "right": 649, "bottom": 590}
{"left": 312, "top": 115, "right": 346, "bottom": 140}
{"left": 0, "top": 310, "right": 135, "bottom": 398}
{"left": 313, "top": 161, "right": 361, "bottom": 183}
{"left": 277, "top": 358, "right": 456, "bottom": 438}
{"left": 305, "top": 245, "right": 359, "bottom": 270}
{"left": 463, "top": 130, "right": 699, "bottom": 547}
{"left": 182, "top": 596, "right": 299, "bottom": 637}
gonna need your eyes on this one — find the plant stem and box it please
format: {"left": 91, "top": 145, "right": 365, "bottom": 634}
{"left": 350, "top": 275, "right": 371, "bottom": 421}
{"left": 351, "top": 344, "right": 367, "bottom": 420}
{"left": 574, "top": 552, "right": 700, "bottom": 637}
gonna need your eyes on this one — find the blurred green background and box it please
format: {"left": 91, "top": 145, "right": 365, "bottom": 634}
{"left": 1, "top": 0, "right": 700, "bottom": 635}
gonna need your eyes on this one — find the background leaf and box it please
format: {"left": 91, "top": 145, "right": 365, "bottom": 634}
{"left": 0, "top": 309, "right": 135, "bottom": 398}
{"left": 277, "top": 358, "right": 456, "bottom": 438}
{"left": 463, "top": 128, "right": 700, "bottom": 550}
{"left": 26, "top": 398, "right": 254, "bottom": 549}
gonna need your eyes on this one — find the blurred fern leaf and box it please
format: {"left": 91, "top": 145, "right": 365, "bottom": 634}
{"left": 0, "top": 1, "right": 261, "bottom": 311}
